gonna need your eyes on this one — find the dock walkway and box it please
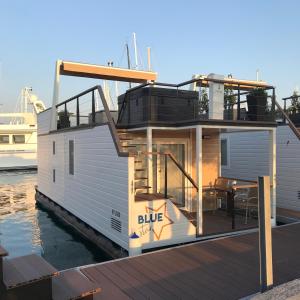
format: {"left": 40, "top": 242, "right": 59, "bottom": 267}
{"left": 81, "top": 222, "right": 300, "bottom": 300}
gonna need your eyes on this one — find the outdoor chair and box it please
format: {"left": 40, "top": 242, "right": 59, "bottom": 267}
{"left": 205, "top": 177, "right": 236, "bottom": 210}
{"left": 234, "top": 187, "right": 258, "bottom": 224}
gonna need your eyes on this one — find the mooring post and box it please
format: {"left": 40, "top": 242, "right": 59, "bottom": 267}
{"left": 164, "top": 155, "right": 168, "bottom": 199}
{"left": 258, "top": 176, "right": 273, "bottom": 292}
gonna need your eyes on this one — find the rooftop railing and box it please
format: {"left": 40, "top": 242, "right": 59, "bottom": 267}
{"left": 117, "top": 77, "right": 276, "bottom": 126}
{"left": 55, "top": 85, "right": 128, "bottom": 157}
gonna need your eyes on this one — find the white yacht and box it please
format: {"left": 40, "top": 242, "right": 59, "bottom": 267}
{"left": 0, "top": 88, "right": 45, "bottom": 170}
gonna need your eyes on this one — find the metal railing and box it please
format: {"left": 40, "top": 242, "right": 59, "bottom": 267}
{"left": 276, "top": 99, "right": 300, "bottom": 140}
{"left": 117, "top": 78, "right": 276, "bottom": 126}
{"left": 55, "top": 85, "right": 129, "bottom": 157}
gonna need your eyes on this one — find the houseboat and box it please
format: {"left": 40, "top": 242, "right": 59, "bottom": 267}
{"left": 36, "top": 60, "right": 278, "bottom": 256}
{"left": 221, "top": 94, "right": 300, "bottom": 219}
{"left": 0, "top": 87, "right": 45, "bottom": 170}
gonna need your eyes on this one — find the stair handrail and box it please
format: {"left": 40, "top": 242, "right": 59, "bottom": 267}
{"left": 141, "top": 151, "right": 199, "bottom": 191}
{"left": 96, "top": 85, "right": 131, "bottom": 157}
{"left": 275, "top": 99, "right": 300, "bottom": 140}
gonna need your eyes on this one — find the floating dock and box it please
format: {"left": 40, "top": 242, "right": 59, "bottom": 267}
{"left": 1, "top": 222, "right": 300, "bottom": 299}
{"left": 79, "top": 222, "right": 300, "bottom": 300}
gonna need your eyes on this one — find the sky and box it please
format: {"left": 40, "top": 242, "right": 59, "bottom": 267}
{"left": 0, "top": 0, "right": 300, "bottom": 110}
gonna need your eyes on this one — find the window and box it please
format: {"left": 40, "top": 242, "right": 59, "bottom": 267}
{"left": 221, "top": 139, "right": 229, "bottom": 167}
{"left": 13, "top": 135, "right": 25, "bottom": 144}
{"left": 53, "top": 141, "right": 55, "bottom": 155}
{"left": 53, "top": 169, "right": 56, "bottom": 182}
{"left": 0, "top": 135, "right": 9, "bottom": 144}
{"left": 69, "top": 140, "right": 74, "bottom": 175}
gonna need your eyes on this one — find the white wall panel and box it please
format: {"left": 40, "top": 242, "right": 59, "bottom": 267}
{"left": 37, "top": 125, "right": 130, "bottom": 249}
{"left": 222, "top": 126, "right": 300, "bottom": 212}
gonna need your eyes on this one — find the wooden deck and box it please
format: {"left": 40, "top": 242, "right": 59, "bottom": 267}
{"left": 277, "top": 207, "right": 300, "bottom": 221}
{"left": 81, "top": 222, "right": 300, "bottom": 300}
{"left": 179, "top": 209, "right": 258, "bottom": 235}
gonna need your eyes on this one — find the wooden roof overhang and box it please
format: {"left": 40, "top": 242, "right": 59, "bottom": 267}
{"left": 60, "top": 61, "right": 157, "bottom": 83}
{"left": 194, "top": 77, "right": 272, "bottom": 91}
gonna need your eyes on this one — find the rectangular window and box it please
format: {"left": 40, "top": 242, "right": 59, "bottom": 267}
{"left": 53, "top": 169, "right": 56, "bottom": 182}
{"left": 13, "top": 135, "right": 25, "bottom": 144}
{"left": 69, "top": 140, "right": 74, "bottom": 175}
{"left": 53, "top": 141, "right": 55, "bottom": 155}
{"left": 221, "top": 139, "right": 228, "bottom": 167}
{"left": 0, "top": 135, "right": 9, "bottom": 144}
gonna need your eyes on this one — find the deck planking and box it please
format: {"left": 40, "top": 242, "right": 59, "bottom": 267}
{"left": 277, "top": 207, "right": 300, "bottom": 221}
{"left": 81, "top": 222, "right": 300, "bottom": 300}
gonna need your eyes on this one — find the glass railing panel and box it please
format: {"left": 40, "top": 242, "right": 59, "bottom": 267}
{"left": 202, "top": 179, "right": 259, "bottom": 236}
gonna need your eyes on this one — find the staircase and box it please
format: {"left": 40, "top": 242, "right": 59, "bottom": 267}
{"left": 0, "top": 245, "right": 101, "bottom": 300}
{"left": 117, "top": 129, "right": 151, "bottom": 195}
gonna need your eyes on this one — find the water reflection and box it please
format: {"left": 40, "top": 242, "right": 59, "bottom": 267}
{"left": 0, "top": 170, "right": 111, "bottom": 270}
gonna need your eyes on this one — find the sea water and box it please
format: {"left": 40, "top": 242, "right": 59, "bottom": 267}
{"left": 0, "top": 170, "right": 111, "bottom": 270}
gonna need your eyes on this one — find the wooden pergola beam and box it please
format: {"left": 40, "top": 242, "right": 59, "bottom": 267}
{"left": 196, "top": 78, "right": 270, "bottom": 91}
{"left": 60, "top": 61, "right": 157, "bottom": 83}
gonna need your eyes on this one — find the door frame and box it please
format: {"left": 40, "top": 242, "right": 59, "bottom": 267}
{"left": 137, "top": 137, "right": 192, "bottom": 210}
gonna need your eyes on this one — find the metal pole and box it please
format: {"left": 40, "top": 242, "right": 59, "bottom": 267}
{"left": 237, "top": 84, "right": 241, "bottom": 120}
{"left": 196, "top": 126, "right": 203, "bottom": 235}
{"left": 164, "top": 155, "right": 168, "bottom": 199}
{"left": 76, "top": 97, "right": 79, "bottom": 126}
{"left": 271, "top": 88, "right": 276, "bottom": 121}
{"left": 258, "top": 176, "right": 273, "bottom": 292}
{"left": 92, "top": 90, "right": 95, "bottom": 123}
{"left": 147, "top": 128, "right": 153, "bottom": 193}
{"left": 230, "top": 190, "right": 235, "bottom": 229}
{"left": 64, "top": 103, "right": 67, "bottom": 117}
{"left": 50, "top": 60, "right": 62, "bottom": 131}
{"left": 283, "top": 99, "right": 287, "bottom": 123}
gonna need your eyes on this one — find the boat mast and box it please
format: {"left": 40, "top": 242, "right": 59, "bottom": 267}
{"left": 147, "top": 47, "right": 151, "bottom": 71}
{"left": 126, "top": 43, "right": 132, "bottom": 89}
{"left": 132, "top": 32, "right": 138, "bottom": 70}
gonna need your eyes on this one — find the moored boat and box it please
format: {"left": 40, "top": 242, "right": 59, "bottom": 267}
{"left": 0, "top": 88, "right": 45, "bottom": 170}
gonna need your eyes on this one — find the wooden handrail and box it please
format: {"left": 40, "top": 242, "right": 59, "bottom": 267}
{"left": 219, "top": 176, "right": 257, "bottom": 184}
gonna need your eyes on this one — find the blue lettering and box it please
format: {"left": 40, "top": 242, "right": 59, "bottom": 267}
{"left": 145, "top": 215, "right": 150, "bottom": 223}
{"left": 138, "top": 213, "right": 164, "bottom": 224}
{"left": 157, "top": 213, "right": 163, "bottom": 222}
{"left": 150, "top": 214, "right": 157, "bottom": 223}
{"left": 138, "top": 215, "right": 144, "bottom": 224}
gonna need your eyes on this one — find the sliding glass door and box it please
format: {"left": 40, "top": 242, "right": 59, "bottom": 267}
{"left": 154, "top": 143, "right": 185, "bottom": 207}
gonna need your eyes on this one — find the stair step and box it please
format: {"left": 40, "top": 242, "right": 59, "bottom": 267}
{"left": 135, "top": 168, "right": 146, "bottom": 171}
{"left": 3, "top": 254, "right": 58, "bottom": 289}
{"left": 135, "top": 186, "right": 151, "bottom": 190}
{"left": 52, "top": 269, "right": 101, "bottom": 300}
{"left": 135, "top": 177, "right": 148, "bottom": 180}
{"left": 134, "top": 160, "right": 142, "bottom": 163}
{"left": 121, "top": 145, "right": 136, "bottom": 148}
{"left": 119, "top": 138, "right": 133, "bottom": 141}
